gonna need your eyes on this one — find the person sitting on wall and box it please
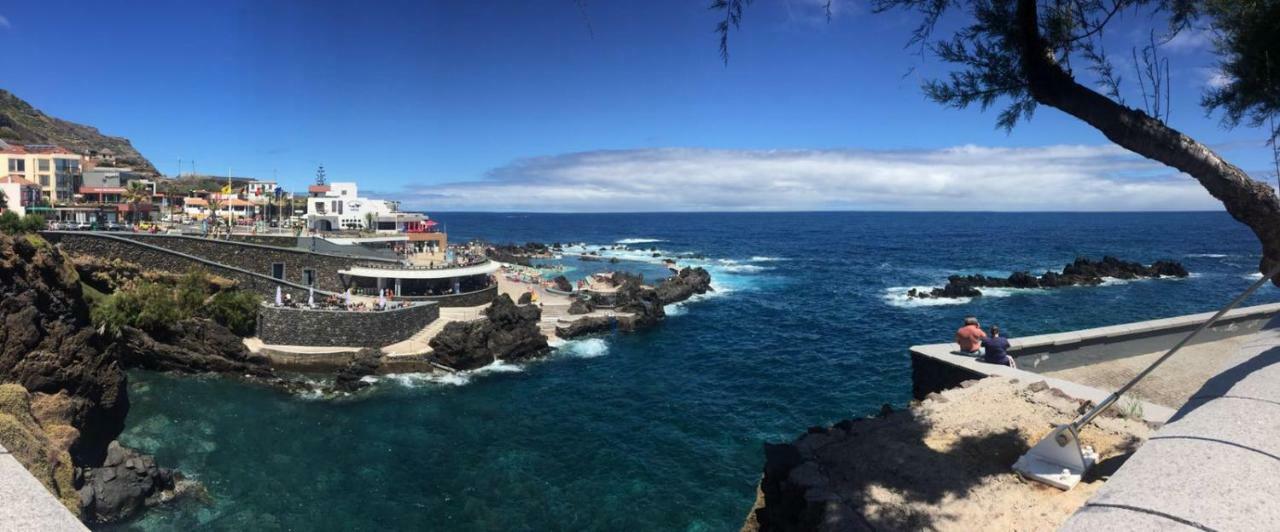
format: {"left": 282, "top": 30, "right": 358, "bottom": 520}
{"left": 980, "top": 326, "right": 1016, "bottom": 368}
{"left": 954, "top": 316, "right": 986, "bottom": 356}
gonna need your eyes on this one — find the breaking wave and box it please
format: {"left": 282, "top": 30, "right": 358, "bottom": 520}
{"left": 557, "top": 338, "right": 610, "bottom": 358}
{"left": 615, "top": 238, "right": 665, "bottom": 244}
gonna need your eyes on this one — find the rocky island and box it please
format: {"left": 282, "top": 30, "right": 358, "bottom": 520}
{"left": 907, "top": 256, "right": 1189, "bottom": 299}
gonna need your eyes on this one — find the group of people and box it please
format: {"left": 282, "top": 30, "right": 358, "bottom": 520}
{"left": 954, "top": 316, "right": 1016, "bottom": 368}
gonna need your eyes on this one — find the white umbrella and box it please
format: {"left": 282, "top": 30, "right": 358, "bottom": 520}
{"left": 344, "top": 289, "right": 351, "bottom": 306}
{"left": 274, "top": 286, "right": 282, "bottom": 306}
{"left": 307, "top": 286, "right": 315, "bottom": 307}
{"left": 378, "top": 292, "right": 387, "bottom": 309}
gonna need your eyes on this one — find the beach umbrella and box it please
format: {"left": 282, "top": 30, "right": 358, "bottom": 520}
{"left": 378, "top": 292, "right": 386, "bottom": 309}
{"left": 344, "top": 289, "right": 351, "bottom": 306}
{"left": 275, "top": 286, "right": 282, "bottom": 306}
{"left": 308, "top": 286, "right": 315, "bottom": 307}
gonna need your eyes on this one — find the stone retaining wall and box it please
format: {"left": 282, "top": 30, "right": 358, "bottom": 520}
{"left": 42, "top": 231, "right": 324, "bottom": 300}
{"left": 256, "top": 303, "right": 439, "bottom": 348}
{"left": 58, "top": 232, "right": 395, "bottom": 291}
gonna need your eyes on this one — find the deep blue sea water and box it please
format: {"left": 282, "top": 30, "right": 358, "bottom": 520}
{"left": 116, "top": 212, "right": 1279, "bottom": 531}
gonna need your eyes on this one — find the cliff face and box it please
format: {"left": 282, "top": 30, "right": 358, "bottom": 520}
{"left": 0, "top": 233, "right": 129, "bottom": 467}
{"left": 0, "top": 89, "right": 157, "bottom": 174}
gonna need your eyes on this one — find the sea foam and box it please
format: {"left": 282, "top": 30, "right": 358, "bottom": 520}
{"left": 615, "top": 238, "right": 665, "bottom": 244}
{"left": 558, "top": 338, "right": 610, "bottom": 358}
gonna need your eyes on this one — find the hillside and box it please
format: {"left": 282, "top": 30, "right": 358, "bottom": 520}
{"left": 0, "top": 89, "right": 157, "bottom": 174}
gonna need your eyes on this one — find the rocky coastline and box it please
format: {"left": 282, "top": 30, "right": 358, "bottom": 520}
{"left": 556, "top": 267, "right": 713, "bottom": 338}
{"left": 907, "top": 256, "right": 1189, "bottom": 299}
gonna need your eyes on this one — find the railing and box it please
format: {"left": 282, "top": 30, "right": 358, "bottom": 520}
{"left": 353, "top": 258, "right": 490, "bottom": 271}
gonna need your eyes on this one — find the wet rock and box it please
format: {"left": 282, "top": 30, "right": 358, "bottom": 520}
{"left": 428, "top": 295, "right": 548, "bottom": 370}
{"left": 333, "top": 349, "right": 382, "bottom": 393}
{"left": 654, "top": 267, "right": 713, "bottom": 305}
{"left": 907, "top": 256, "right": 1189, "bottom": 299}
{"left": 77, "top": 441, "right": 183, "bottom": 524}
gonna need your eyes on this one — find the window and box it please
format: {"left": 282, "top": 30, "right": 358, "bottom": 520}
{"left": 303, "top": 269, "right": 315, "bottom": 286}
{"left": 314, "top": 201, "right": 325, "bottom": 214}
{"left": 271, "top": 263, "right": 285, "bottom": 280}
{"left": 8, "top": 159, "right": 25, "bottom": 172}
{"left": 37, "top": 159, "right": 50, "bottom": 172}
{"left": 39, "top": 175, "right": 50, "bottom": 187}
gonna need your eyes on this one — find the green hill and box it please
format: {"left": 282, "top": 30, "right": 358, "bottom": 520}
{"left": 0, "top": 89, "right": 157, "bottom": 174}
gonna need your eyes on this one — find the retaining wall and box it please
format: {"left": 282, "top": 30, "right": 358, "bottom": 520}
{"left": 43, "top": 231, "right": 330, "bottom": 300}
{"left": 256, "top": 302, "right": 439, "bottom": 348}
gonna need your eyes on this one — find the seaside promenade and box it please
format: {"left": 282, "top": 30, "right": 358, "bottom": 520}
{"left": 747, "top": 303, "right": 1280, "bottom": 530}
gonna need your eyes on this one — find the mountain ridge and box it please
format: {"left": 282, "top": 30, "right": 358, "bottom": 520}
{"left": 0, "top": 89, "right": 158, "bottom": 174}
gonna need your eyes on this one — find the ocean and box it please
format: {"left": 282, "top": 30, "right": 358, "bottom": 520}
{"left": 114, "top": 212, "right": 1279, "bottom": 531}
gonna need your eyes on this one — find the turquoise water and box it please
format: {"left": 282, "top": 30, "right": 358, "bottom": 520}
{"left": 116, "top": 212, "right": 1279, "bottom": 530}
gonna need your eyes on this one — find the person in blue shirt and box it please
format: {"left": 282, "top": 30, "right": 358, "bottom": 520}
{"left": 980, "top": 326, "right": 1016, "bottom": 368}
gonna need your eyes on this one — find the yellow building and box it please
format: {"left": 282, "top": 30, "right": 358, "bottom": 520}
{"left": 0, "top": 140, "right": 84, "bottom": 203}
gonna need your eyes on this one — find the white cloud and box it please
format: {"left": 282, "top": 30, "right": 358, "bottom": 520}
{"left": 1199, "top": 67, "right": 1232, "bottom": 89}
{"left": 1159, "top": 28, "right": 1213, "bottom": 53}
{"left": 0, "top": 15, "right": 10, "bottom": 29}
{"left": 398, "top": 145, "right": 1224, "bottom": 213}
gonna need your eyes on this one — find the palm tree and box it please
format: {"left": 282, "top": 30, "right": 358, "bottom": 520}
{"left": 122, "top": 181, "right": 149, "bottom": 224}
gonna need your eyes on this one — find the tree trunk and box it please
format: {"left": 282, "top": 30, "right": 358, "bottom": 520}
{"left": 1014, "top": 0, "right": 1280, "bottom": 284}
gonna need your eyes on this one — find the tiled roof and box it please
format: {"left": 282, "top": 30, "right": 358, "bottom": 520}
{"left": 0, "top": 176, "right": 40, "bottom": 186}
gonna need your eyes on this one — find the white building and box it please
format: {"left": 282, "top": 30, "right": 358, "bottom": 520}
{"left": 305, "top": 181, "right": 425, "bottom": 232}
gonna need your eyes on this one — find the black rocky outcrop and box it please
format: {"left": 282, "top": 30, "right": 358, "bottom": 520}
{"left": 333, "top": 348, "right": 383, "bottom": 393}
{"left": 107, "top": 318, "right": 273, "bottom": 377}
{"left": 0, "top": 233, "right": 128, "bottom": 467}
{"left": 77, "top": 441, "right": 190, "bottom": 524}
{"left": 428, "top": 294, "right": 548, "bottom": 370}
{"left": 908, "top": 256, "right": 1189, "bottom": 299}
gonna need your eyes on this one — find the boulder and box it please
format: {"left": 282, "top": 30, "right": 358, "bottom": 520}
{"left": 428, "top": 295, "right": 548, "bottom": 370}
{"left": 77, "top": 441, "right": 180, "bottom": 524}
{"left": 654, "top": 267, "right": 713, "bottom": 305}
{"left": 333, "top": 349, "right": 382, "bottom": 393}
{"left": 568, "top": 298, "right": 594, "bottom": 315}
{"left": 552, "top": 275, "right": 573, "bottom": 292}
{"left": 517, "top": 292, "right": 533, "bottom": 305}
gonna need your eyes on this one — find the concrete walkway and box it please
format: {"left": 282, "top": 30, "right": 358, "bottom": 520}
{"left": 0, "top": 443, "right": 86, "bottom": 531}
{"left": 1061, "top": 314, "right": 1280, "bottom": 531}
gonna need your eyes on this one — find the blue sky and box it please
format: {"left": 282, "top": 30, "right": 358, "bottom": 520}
{"left": 0, "top": 1, "right": 1274, "bottom": 211}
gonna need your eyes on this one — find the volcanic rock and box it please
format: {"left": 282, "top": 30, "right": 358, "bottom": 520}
{"left": 0, "top": 233, "right": 128, "bottom": 466}
{"left": 333, "top": 348, "right": 382, "bottom": 393}
{"left": 908, "top": 256, "right": 1188, "bottom": 299}
{"left": 106, "top": 318, "right": 273, "bottom": 377}
{"left": 77, "top": 441, "right": 179, "bottom": 524}
{"left": 428, "top": 294, "right": 548, "bottom": 370}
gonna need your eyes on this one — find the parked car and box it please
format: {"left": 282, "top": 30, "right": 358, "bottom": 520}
{"left": 75, "top": 222, "right": 92, "bottom": 231}
{"left": 104, "top": 222, "right": 125, "bottom": 231}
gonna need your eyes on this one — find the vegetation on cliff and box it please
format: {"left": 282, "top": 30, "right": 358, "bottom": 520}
{"left": 0, "top": 89, "right": 157, "bottom": 174}
{"left": 91, "top": 268, "right": 261, "bottom": 337}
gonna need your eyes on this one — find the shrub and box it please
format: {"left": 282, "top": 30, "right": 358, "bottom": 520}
{"left": 0, "top": 211, "right": 20, "bottom": 234}
{"left": 18, "top": 214, "right": 45, "bottom": 233}
{"left": 92, "top": 281, "right": 181, "bottom": 335}
{"left": 176, "top": 269, "right": 209, "bottom": 313}
{"left": 202, "top": 290, "right": 261, "bottom": 336}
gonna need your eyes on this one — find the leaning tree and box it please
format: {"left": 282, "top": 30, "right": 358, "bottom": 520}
{"left": 713, "top": 0, "right": 1280, "bottom": 283}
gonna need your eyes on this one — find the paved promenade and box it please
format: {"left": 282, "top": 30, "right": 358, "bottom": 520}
{"left": 1062, "top": 314, "right": 1280, "bottom": 531}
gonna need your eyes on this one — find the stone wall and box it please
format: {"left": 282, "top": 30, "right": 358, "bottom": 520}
{"left": 42, "top": 231, "right": 324, "bottom": 301}
{"left": 909, "top": 351, "right": 985, "bottom": 400}
{"left": 400, "top": 285, "right": 497, "bottom": 307}
{"left": 44, "top": 232, "right": 395, "bottom": 292}
{"left": 256, "top": 302, "right": 439, "bottom": 348}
